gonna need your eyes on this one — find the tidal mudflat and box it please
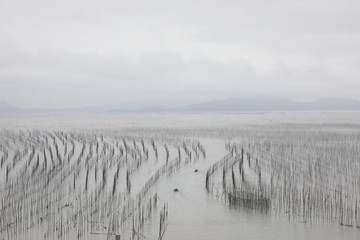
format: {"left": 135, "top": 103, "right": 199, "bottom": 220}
{"left": 1, "top": 112, "right": 360, "bottom": 240}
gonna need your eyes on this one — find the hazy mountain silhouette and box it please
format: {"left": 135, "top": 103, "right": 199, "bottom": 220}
{"left": 1, "top": 97, "right": 360, "bottom": 113}
{"left": 0, "top": 102, "right": 128, "bottom": 113}
{"left": 128, "top": 97, "right": 360, "bottom": 112}
{"left": 175, "top": 97, "right": 360, "bottom": 112}
{"left": 0, "top": 102, "right": 23, "bottom": 112}
{"left": 177, "top": 96, "right": 296, "bottom": 111}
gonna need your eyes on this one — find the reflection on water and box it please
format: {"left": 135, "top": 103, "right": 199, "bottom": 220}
{"left": 142, "top": 139, "right": 359, "bottom": 240}
{"left": 1, "top": 113, "right": 360, "bottom": 240}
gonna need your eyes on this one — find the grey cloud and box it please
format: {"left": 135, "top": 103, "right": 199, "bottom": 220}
{"left": 0, "top": 0, "right": 359, "bottom": 108}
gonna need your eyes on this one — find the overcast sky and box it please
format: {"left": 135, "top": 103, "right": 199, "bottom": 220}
{"left": 1, "top": 0, "right": 360, "bottom": 108}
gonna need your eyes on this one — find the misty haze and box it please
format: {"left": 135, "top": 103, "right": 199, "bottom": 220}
{"left": 1, "top": 1, "right": 360, "bottom": 240}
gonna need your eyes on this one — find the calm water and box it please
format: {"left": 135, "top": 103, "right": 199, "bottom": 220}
{"left": 1, "top": 112, "right": 360, "bottom": 240}
{"left": 1, "top": 111, "right": 360, "bottom": 129}
{"left": 139, "top": 138, "right": 359, "bottom": 240}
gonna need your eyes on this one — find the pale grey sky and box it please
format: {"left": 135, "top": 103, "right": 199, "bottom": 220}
{"left": 1, "top": 0, "right": 360, "bottom": 108}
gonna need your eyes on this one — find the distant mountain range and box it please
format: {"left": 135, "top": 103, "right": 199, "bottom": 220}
{"left": 1, "top": 97, "right": 360, "bottom": 113}
{"left": 108, "top": 97, "right": 360, "bottom": 112}
{"left": 174, "top": 97, "right": 360, "bottom": 112}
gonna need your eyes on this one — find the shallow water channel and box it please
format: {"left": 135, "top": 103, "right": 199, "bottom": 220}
{"left": 136, "top": 139, "right": 359, "bottom": 240}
